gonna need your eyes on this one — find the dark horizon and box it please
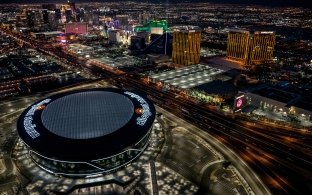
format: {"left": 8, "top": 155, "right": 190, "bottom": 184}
{"left": 0, "top": 0, "right": 311, "bottom": 8}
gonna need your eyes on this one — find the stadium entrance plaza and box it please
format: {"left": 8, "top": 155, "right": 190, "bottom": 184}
{"left": 1, "top": 82, "right": 264, "bottom": 194}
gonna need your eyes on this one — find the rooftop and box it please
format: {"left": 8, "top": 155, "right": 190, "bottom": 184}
{"left": 41, "top": 91, "right": 134, "bottom": 139}
{"left": 251, "top": 86, "right": 298, "bottom": 104}
{"left": 195, "top": 80, "right": 238, "bottom": 95}
{"left": 292, "top": 96, "right": 312, "bottom": 112}
{"left": 149, "top": 64, "right": 227, "bottom": 89}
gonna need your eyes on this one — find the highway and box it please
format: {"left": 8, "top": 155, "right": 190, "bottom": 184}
{"left": 112, "top": 74, "right": 312, "bottom": 195}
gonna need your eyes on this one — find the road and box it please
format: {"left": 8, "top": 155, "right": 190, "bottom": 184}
{"left": 112, "top": 74, "right": 312, "bottom": 195}
{"left": 157, "top": 106, "right": 269, "bottom": 195}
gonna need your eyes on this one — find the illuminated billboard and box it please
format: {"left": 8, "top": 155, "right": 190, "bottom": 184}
{"left": 234, "top": 94, "right": 244, "bottom": 112}
{"left": 65, "top": 22, "right": 88, "bottom": 34}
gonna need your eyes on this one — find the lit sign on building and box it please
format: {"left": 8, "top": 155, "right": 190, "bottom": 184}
{"left": 23, "top": 99, "right": 51, "bottom": 139}
{"left": 124, "top": 92, "right": 152, "bottom": 126}
{"left": 236, "top": 98, "right": 243, "bottom": 108}
{"left": 259, "top": 31, "right": 274, "bottom": 34}
{"left": 234, "top": 94, "right": 244, "bottom": 113}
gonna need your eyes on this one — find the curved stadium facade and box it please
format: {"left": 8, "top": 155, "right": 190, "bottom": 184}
{"left": 17, "top": 88, "right": 155, "bottom": 177}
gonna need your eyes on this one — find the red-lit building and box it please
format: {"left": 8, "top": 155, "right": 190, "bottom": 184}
{"left": 65, "top": 22, "right": 88, "bottom": 34}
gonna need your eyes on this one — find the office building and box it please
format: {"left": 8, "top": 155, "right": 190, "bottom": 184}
{"left": 129, "top": 36, "right": 146, "bottom": 50}
{"left": 54, "top": 9, "right": 62, "bottom": 22}
{"left": 67, "top": 1, "right": 76, "bottom": 14}
{"left": 136, "top": 31, "right": 150, "bottom": 43}
{"left": 16, "top": 12, "right": 27, "bottom": 27}
{"left": 116, "top": 15, "right": 128, "bottom": 26}
{"left": 65, "top": 9, "right": 73, "bottom": 23}
{"left": 26, "top": 10, "right": 43, "bottom": 29}
{"left": 42, "top": 10, "right": 49, "bottom": 24}
{"left": 92, "top": 11, "right": 99, "bottom": 25}
{"left": 139, "top": 13, "right": 151, "bottom": 25}
{"left": 76, "top": 8, "right": 84, "bottom": 22}
{"left": 108, "top": 29, "right": 121, "bottom": 43}
{"left": 143, "top": 33, "right": 173, "bottom": 56}
{"left": 101, "top": 25, "right": 108, "bottom": 38}
{"left": 47, "top": 11, "right": 57, "bottom": 27}
{"left": 41, "top": 4, "right": 56, "bottom": 11}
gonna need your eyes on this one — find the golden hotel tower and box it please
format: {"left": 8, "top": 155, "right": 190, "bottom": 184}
{"left": 172, "top": 26, "right": 201, "bottom": 66}
{"left": 226, "top": 30, "right": 275, "bottom": 66}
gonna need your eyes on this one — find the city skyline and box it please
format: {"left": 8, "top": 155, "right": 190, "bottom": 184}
{"left": 0, "top": 0, "right": 310, "bottom": 8}
{"left": 0, "top": 1, "right": 311, "bottom": 195}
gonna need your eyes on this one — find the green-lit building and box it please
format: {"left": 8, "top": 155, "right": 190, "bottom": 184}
{"left": 134, "top": 20, "right": 169, "bottom": 33}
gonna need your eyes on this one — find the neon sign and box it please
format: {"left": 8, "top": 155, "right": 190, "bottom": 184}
{"left": 23, "top": 99, "right": 51, "bottom": 139}
{"left": 236, "top": 98, "right": 243, "bottom": 108}
{"left": 234, "top": 94, "right": 244, "bottom": 113}
{"left": 259, "top": 31, "right": 274, "bottom": 34}
{"left": 124, "top": 92, "right": 152, "bottom": 126}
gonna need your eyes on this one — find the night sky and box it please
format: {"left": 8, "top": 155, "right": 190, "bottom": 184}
{"left": 0, "top": 0, "right": 310, "bottom": 8}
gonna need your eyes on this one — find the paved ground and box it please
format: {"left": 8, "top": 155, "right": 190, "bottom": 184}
{"left": 156, "top": 108, "right": 258, "bottom": 195}
{"left": 12, "top": 115, "right": 199, "bottom": 195}
{"left": 251, "top": 108, "right": 312, "bottom": 128}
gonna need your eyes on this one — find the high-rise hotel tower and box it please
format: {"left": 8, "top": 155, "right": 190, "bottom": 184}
{"left": 171, "top": 26, "right": 201, "bottom": 66}
{"left": 226, "top": 30, "right": 275, "bottom": 66}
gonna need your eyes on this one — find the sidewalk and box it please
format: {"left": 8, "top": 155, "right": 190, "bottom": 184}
{"left": 250, "top": 108, "right": 312, "bottom": 128}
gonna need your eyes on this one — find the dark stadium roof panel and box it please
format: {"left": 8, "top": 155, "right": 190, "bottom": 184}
{"left": 41, "top": 91, "right": 134, "bottom": 139}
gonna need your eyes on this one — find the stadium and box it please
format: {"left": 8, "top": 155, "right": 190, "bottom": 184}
{"left": 17, "top": 88, "right": 156, "bottom": 177}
